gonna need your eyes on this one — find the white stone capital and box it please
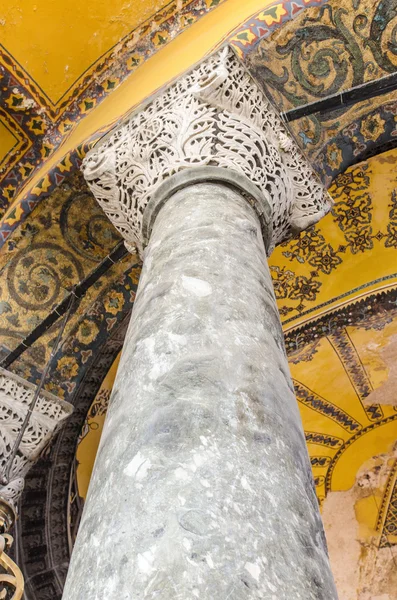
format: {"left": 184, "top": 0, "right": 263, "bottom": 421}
{"left": 0, "top": 368, "right": 73, "bottom": 512}
{"left": 82, "top": 46, "right": 332, "bottom": 254}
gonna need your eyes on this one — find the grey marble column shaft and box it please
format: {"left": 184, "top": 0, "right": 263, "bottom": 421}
{"left": 63, "top": 183, "right": 337, "bottom": 599}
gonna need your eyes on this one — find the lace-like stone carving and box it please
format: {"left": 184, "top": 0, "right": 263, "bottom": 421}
{"left": 83, "top": 47, "right": 331, "bottom": 253}
{"left": 0, "top": 368, "right": 73, "bottom": 509}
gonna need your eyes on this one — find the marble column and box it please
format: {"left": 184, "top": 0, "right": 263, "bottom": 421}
{"left": 63, "top": 178, "right": 337, "bottom": 599}
{"left": 63, "top": 47, "right": 338, "bottom": 598}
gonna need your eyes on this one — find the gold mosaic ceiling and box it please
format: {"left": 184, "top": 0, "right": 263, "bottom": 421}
{"left": 1, "top": 0, "right": 397, "bottom": 598}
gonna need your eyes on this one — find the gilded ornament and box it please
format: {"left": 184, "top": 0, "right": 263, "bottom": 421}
{"left": 0, "top": 533, "right": 24, "bottom": 600}
{"left": 0, "top": 500, "right": 23, "bottom": 598}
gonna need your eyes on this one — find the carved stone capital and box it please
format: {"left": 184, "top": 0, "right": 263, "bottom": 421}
{"left": 0, "top": 368, "right": 73, "bottom": 512}
{"left": 83, "top": 46, "right": 331, "bottom": 254}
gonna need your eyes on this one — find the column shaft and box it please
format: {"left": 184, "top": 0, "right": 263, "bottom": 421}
{"left": 63, "top": 183, "right": 337, "bottom": 599}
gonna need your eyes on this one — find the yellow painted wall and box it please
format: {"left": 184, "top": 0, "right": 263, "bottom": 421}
{"left": 271, "top": 156, "right": 397, "bottom": 330}
{"left": 0, "top": 119, "right": 17, "bottom": 165}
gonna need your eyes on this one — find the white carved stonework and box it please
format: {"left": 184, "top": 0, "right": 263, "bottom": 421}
{"left": 82, "top": 46, "right": 332, "bottom": 254}
{"left": 0, "top": 368, "right": 73, "bottom": 509}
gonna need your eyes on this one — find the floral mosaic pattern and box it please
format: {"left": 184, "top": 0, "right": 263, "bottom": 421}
{"left": 230, "top": 0, "right": 327, "bottom": 57}
{"left": 269, "top": 157, "right": 397, "bottom": 321}
{"left": 0, "top": 169, "right": 140, "bottom": 400}
{"left": 246, "top": 0, "right": 397, "bottom": 185}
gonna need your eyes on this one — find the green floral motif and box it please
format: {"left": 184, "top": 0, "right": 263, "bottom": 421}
{"left": 104, "top": 290, "right": 125, "bottom": 315}
{"left": 57, "top": 356, "right": 79, "bottom": 379}
{"left": 326, "top": 143, "right": 344, "bottom": 171}
{"left": 360, "top": 113, "right": 386, "bottom": 143}
{"left": 76, "top": 319, "right": 100, "bottom": 345}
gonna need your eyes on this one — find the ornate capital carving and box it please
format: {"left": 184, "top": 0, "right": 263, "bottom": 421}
{"left": 0, "top": 368, "right": 73, "bottom": 511}
{"left": 83, "top": 47, "right": 331, "bottom": 254}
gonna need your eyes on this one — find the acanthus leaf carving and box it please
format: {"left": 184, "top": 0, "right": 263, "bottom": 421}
{"left": 0, "top": 368, "right": 73, "bottom": 510}
{"left": 83, "top": 47, "right": 332, "bottom": 254}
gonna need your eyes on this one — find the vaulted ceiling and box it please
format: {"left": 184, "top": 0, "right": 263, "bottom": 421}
{"left": 1, "top": 0, "right": 397, "bottom": 599}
